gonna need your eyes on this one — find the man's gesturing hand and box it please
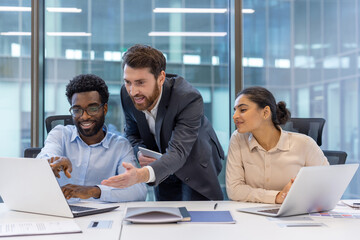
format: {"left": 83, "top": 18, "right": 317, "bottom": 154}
{"left": 48, "top": 156, "right": 72, "bottom": 178}
{"left": 101, "top": 162, "right": 149, "bottom": 188}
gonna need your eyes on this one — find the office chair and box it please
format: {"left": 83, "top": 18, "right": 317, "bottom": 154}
{"left": 281, "top": 118, "right": 326, "bottom": 146}
{"left": 24, "top": 115, "right": 73, "bottom": 158}
{"left": 23, "top": 147, "right": 43, "bottom": 158}
{"left": 45, "top": 115, "right": 73, "bottom": 134}
{"left": 323, "top": 150, "right": 347, "bottom": 165}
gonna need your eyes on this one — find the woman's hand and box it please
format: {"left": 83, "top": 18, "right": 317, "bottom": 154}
{"left": 275, "top": 178, "right": 295, "bottom": 204}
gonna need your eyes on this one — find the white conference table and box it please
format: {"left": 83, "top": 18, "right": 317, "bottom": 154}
{"left": 1, "top": 200, "right": 360, "bottom": 240}
{"left": 0, "top": 201, "right": 125, "bottom": 240}
{"left": 122, "top": 201, "right": 360, "bottom": 240}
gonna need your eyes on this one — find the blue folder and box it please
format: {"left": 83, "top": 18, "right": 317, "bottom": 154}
{"left": 188, "top": 211, "right": 235, "bottom": 223}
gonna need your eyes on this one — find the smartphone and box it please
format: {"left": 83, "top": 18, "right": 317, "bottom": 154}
{"left": 138, "top": 147, "right": 162, "bottom": 160}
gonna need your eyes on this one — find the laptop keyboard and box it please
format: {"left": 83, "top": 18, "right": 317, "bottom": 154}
{"left": 258, "top": 208, "right": 280, "bottom": 214}
{"left": 69, "top": 205, "right": 96, "bottom": 212}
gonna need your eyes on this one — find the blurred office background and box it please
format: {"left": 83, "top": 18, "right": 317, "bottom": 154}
{"left": 0, "top": 0, "right": 359, "bottom": 198}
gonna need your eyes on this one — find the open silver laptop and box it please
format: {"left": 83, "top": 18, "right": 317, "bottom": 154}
{"left": 0, "top": 157, "right": 118, "bottom": 218}
{"left": 238, "top": 164, "right": 359, "bottom": 217}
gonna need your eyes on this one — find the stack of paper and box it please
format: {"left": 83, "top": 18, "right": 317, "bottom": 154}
{"left": 0, "top": 220, "right": 82, "bottom": 237}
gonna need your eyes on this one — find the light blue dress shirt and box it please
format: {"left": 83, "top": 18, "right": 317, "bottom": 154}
{"left": 37, "top": 125, "right": 147, "bottom": 202}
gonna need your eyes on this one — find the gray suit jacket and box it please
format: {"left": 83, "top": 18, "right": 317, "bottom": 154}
{"left": 120, "top": 74, "right": 225, "bottom": 200}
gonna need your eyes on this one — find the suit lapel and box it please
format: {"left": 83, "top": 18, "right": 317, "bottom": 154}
{"left": 155, "top": 79, "right": 171, "bottom": 151}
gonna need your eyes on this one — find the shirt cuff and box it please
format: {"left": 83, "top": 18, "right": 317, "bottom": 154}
{"left": 263, "top": 190, "right": 280, "bottom": 204}
{"left": 96, "top": 184, "right": 108, "bottom": 201}
{"left": 144, "top": 166, "right": 156, "bottom": 183}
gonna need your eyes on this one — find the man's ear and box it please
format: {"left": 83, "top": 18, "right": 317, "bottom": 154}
{"left": 157, "top": 70, "right": 166, "bottom": 87}
{"left": 103, "top": 103, "right": 108, "bottom": 116}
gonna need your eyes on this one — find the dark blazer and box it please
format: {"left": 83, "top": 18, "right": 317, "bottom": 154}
{"left": 120, "top": 74, "right": 225, "bottom": 200}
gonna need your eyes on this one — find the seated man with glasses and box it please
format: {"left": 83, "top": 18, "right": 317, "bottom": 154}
{"left": 37, "top": 74, "right": 147, "bottom": 202}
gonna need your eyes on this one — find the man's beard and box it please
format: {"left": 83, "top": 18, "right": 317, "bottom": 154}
{"left": 131, "top": 83, "right": 160, "bottom": 111}
{"left": 76, "top": 114, "right": 105, "bottom": 137}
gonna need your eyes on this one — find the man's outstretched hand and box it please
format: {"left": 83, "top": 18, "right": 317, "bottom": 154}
{"left": 101, "top": 162, "right": 149, "bottom": 188}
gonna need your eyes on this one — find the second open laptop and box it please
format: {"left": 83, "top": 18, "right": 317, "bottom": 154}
{"left": 238, "top": 164, "right": 359, "bottom": 217}
{"left": 0, "top": 157, "right": 118, "bottom": 218}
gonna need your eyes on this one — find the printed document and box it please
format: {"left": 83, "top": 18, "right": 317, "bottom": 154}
{"left": 0, "top": 220, "right": 82, "bottom": 237}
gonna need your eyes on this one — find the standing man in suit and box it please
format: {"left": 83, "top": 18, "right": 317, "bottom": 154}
{"left": 102, "top": 44, "right": 224, "bottom": 200}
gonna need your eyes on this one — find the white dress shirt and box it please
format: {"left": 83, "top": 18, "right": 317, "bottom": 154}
{"left": 141, "top": 87, "right": 163, "bottom": 183}
{"left": 37, "top": 125, "right": 147, "bottom": 202}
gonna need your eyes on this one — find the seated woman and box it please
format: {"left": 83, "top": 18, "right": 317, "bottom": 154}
{"left": 226, "top": 86, "right": 329, "bottom": 204}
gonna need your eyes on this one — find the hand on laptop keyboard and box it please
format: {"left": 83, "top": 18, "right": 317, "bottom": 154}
{"left": 275, "top": 178, "right": 295, "bottom": 204}
{"left": 61, "top": 184, "right": 101, "bottom": 199}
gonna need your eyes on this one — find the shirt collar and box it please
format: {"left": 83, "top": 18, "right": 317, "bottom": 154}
{"left": 70, "top": 124, "right": 110, "bottom": 148}
{"left": 247, "top": 133, "right": 258, "bottom": 151}
{"left": 276, "top": 127, "right": 290, "bottom": 151}
{"left": 142, "top": 86, "right": 163, "bottom": 118}
{"left": 247, "top": 127, "right": 290, "bottom": 152}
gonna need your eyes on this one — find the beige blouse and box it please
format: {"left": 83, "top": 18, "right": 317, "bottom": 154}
{"left": 226, "top": 128, "right": 329, "bottom": 203}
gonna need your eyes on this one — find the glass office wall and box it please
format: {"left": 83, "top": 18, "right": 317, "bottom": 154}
{"left": 44, "top": 0, "right": 230, "bottom": 193}
{"left": 0, "top": 0, "right": 31, "bottom": 157}
{"left": 242, "top": 0, "right": 360, "bottom": 198}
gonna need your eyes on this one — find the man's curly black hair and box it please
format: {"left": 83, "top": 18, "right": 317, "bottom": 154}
{"left": 65, "top": 74, "right": 109, "bottom": 105}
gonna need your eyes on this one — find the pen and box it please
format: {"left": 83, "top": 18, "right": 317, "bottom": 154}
{"left": 341, "top": 201, "right": 360, "bottom": 209}
{"left": 286, "top": 224, "right": 323, "bottom": 227}
{"left": 214, "top": 203, "right": 218, "bottom": 210}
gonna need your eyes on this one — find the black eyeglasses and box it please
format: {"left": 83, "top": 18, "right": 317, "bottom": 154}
{"left": 69, "top": 103, "right": 104, "bottom": 117}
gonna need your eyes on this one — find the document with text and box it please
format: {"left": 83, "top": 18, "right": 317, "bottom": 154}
{"left": 0, "top": 220, "right": 82, "bottom": 237}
